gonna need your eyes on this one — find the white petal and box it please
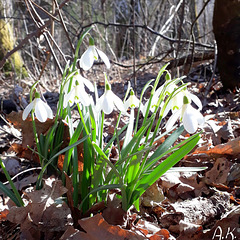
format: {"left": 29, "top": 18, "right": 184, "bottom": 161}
{"left": 165, "top": 108, "right": 182, "bottom": 131}
{"left": 35, "top": 99, "right": 49, "bottom": 122}
{"left": 80, "top": 76, "right": 94, "bottom": 92}
{"left": 91, "top": 46, "right": 98, "bottom": 60}
{"left": 95, "top": 95, "right": 104, "bottom": 112}
{"left": 182, "top": 106, "right": 203, "bottom": 133}
{"left": 63, "top": 77, "right": 76, "bottom": 93}
{"left": 75, "top": 85, "right": 91, "bottom": 106}
{"left": 130, "top": 95, "right": 140, "bottom": 107}
{"left": 124, "top": 95, "right": 140, "bottom": 110}
{"left": 162, "top": 100, "right": 171, "bottom": 118}
{"left": 196, "top": 110, "right": 205, "bottom": 126}
{"left": 22, "top": 101, "right": 35, "bottom": 120}
{"left": 139, "top": 102, "right": 145, "bottom": 116}
{"left": 183, "top": 112, "right": 198, "bottom": 134}
{"left": 63, "top": 89, "right": 75, "bottom": 108}
{"left": 102, "top": 91, "right": 114, "bottom": 114}
{"left": 172, "top": 91, "right": 184, "bottom": 109}
{"left": 80, "top": 46, "right": 95, "bottom": 70}
{"left": 151, "top": 85, "right": 163, "bottom": 106}
{"left": 141, "top": 102, "right": 148, "bottom": 116}
{"left": 188, "top": 92, "right": 202, "bottom": 110}
{"left": 42, "top": 101, "right": 53, "bottom": 119}
{"left": 124, "top": 98, "right": 130, "bottom": 110}
{"left": 112, "top": 92, "right": 125, "bottom": 113}
{"left": 96, "top": 48, "right": 111, "bottom": 69}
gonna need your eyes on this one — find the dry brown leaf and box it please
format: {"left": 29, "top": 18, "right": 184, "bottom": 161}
{"left": 160, "top": 191, "right": 232, "bottom": 235}
{"left": 7, "top": 111, "right": 55, "bottom": 148}
{"left": 75, "top": 214, "right": 145, "bottom": 240}
{"left": 102, "top": 193, "right": 127, "bottom": 226}
{"left": 141, "top": 182, "right": 165, "bottom": 207}
{"left": 160, "top": 171, "right": 208, "bottom": 200}
{"left": 7, "top": 177, "right": 73, "bottom": 236}
{"left": 193, "top": 137, "right": 240, "bottom": 156}
{"left": 136, "top": 219, "right": 171, "bottom": 240}
{"left": 4, "top": 172, "right": 39, "bottom": 191}
{"left": 0, "top": 208, "right": 9, "bottom": 221}
{"left": 205, "top": 157, "right": 232, "bottom": 185}
{"left": 149, "top": 229, "right": 170, "bottom": 240}
{"left": 61, "top": 214, "right": 146, "bottom": 240}
{"left": 60, "top": 226, "right": 79, "bottom": 240}
{"left": 198, "top": 206, "right": 240, "bottom": 240}
{"left": 8, "top": 143, "right": 40, "bottom": 163}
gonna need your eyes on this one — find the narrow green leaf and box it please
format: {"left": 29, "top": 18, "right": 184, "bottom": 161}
{"left": 0, "top": 182, "right": 22, "bottom": 207}
{"left": 79, "top": 184, "right": 121, "bottom": 210}
{"left": 120, "top": 115, "right": 153, "bottom": 160}
{"left": 37, "top": 135, "right": 89, "bottom": 188}
{"left": 144, "top": 125, "right": 184, "bottom": 171}
{"left": 129, "top": 133, "right": 200, "bottom": 208}
{"left": 0, "top": 158, "right": 24, "bottom": 206}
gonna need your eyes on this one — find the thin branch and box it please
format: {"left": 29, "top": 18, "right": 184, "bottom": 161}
{"left": 0, "top": 0, "right": 71, "bottom": 70}
{"left": 0, "top": 26, "right": 45, "bottom": 69}
{"left": 188, "top": 0, "right": 212, "bottom": 74}
{"left": 53, "top": 0, "right": 75, "bottom": 54}
{"left": 79, "top": 21, "right": 214, "bottom": 49}
{"left": 29, "top": 0, "right": 60, "bottom": 22}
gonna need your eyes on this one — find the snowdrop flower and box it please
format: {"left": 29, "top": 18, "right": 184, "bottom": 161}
{"left": 141, "top": 84, "right": 165, "bottom": 116}
{"left": 166, "top": 95, "right": 204, "bottom": 134}
{"left": 63, "top": 72, "right": 94, "bottom": 108}
{"left": 22, "top": 92, "right": 53, "bottom": 122}
{"left": 63, "top": 72, "right": 94, "bottom": 93}
{"left": 96, "top": 76, "right": 125, "bottom": 115}
{"left": 80, "top": 37, "right": 110, "bottom": 71}
{"left": 124, "top": 89, "right": 140, "bottom": 110}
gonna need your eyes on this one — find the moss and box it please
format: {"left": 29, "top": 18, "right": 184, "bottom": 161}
{"left": 0, "top": 19, "right": 28, "bottom": 77}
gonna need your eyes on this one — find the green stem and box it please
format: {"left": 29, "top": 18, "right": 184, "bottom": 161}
{"left": 0, "top": 158, "right": 24, "bottom": 206}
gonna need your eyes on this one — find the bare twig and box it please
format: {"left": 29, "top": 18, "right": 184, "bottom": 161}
{"left": 188, "top": 0, "right": 212, "bottom": 74}
{"left": 0, "top": 0, "right": 70, "bottom": 71}
{"left": 79, "top": 21, "right": 214, "bottom": 49}
{"left": 53, "top": 0, "right": 75, "bottom": 54}
{"left": 29, "top": 0, "right": 60, "bottom": 22}
{"left": 0, "top": 25, "right": 45, "bottom": 69}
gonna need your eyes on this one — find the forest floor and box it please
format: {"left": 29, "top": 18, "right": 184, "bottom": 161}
{"left": 0, "top": 61, "right": 240, "bottom": 240}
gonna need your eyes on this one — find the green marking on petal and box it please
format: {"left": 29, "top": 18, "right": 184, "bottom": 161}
{"left": 89, "top": 37, "right": 95, "bottom": 46}
{"left": 183, "top": 95, "right": 190, "bottom": 104}
{"left": 35, "top": 92, "right": 40, "bottom": 98}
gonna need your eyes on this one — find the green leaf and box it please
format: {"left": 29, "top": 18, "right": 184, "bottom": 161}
{"left": 120, "top": 115, "right": 153, "bottom": 160}
{"left": 129, "top": 133, "right": 200, "bottom": 208}
{"left": 103, "top": 124, "right": 128, "bottom": 153}
{"left": 144, "top": 125, "right": 184, "bottom": 171}
{"left": 79, "top": 184, "right": 121, "bottom": 210}
{"left": 0, "top": 182, "right": 22, "bottom": 207}
{"left": 0, "top": 158, "right": 24, "bottom": 206}
{"left": 37, "top": 135, "right": 89, "bottom": 189}
{"left": 168, "top": 167, "right": 208, "bottom": 172}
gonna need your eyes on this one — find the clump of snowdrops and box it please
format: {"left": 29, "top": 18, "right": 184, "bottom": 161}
{"left": 0, "top": 28, "right": 205, "bottom": 212}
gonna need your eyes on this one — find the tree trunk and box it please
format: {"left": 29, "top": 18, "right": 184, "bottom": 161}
{"left": 213, "top": 0, "right": 240, "bottom": 90}
{"left": 0, "top": 0, "right": 27, "bottom": 77}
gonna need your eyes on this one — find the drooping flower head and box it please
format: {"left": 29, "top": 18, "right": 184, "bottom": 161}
{"left": 124, "top": 89, "right": 140, "bottom": 110}
{"left": 166, "top": 94, "right": 204, "bottom": 134}
{"left": 80, "top": 37, "right": 110, "bottom": 71}
{"left": 22, "top": 92, "right": 53, "bottom": 123}
{"left": 63, "top": 72, "right": 94, "bottom": 108}
{"left": 96, "top": 74, "right": 125, "bottom": 115}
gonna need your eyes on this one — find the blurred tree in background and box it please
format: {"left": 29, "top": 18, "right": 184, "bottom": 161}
{"left": 213, "top": 0, "right": 240, "bottom": 90}
{"left": 1, "top": 0, "right": 237, "bottom": 90}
